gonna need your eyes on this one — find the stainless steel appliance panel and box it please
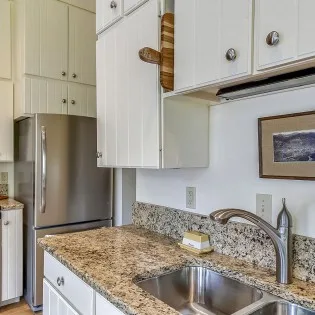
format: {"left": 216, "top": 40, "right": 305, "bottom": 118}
{"left": 33, "top": 115, "right": 112, "bottom": 228}
{"left": 30, "top": 220, "right": 111, "bottom": 308}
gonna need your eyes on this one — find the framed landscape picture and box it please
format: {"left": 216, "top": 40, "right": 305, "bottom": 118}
{"left": 258, "top": 111, "right": 315, "bottom": 180}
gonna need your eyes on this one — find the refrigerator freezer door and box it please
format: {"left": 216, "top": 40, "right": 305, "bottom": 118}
{"left": 27, "top": 220, "right": 112, "bottom": 310}
{"left": 34, "top": 115, "right": 113, "bottom": 228}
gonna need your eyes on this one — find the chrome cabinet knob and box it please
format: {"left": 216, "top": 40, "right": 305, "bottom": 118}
{"left": 96, "top": 152, "right": 103, "bottom": 158}
{"left": 72, "top": 73, "right": 77, "bottom": 78}
{"left": 57, "top": 277, "right": 64, "bottom": 286}
{"left": 266, "top": 31, "right": 280, "bottom": 46}
{"left": 3, "top": 221, "right": 9, "bottom": 226}
{"left": 71, "top": 100, "right": 76, "bottom": 105}
{"left": 110, "top": 0, "right": 117, "bottom": 8}
{"left": 62, "top": 99, "right": 67, "bottom": 104}
{"left": 61, "top": 71, "right": 66, "bottom": 76}
{"left": 225, "top": 48, "right": 237, "bottom": 61}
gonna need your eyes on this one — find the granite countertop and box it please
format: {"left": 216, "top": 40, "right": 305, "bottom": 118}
{"left": 38, "top": 225, "right": 315, "bottom": 315}
{"left": 0, "top": 198, "right": 24, "bottom": 210}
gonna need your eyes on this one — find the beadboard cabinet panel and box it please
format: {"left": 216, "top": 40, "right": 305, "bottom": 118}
{"left": 1, "top": 210, "right": 23, "bottom": 302}
{"left": 40, "top": 0, "right": 69, "bottom": 81}
{"left": 0, "top": 0, "right": 11, "bottom": 79}
{"left": 69, "top": 6, "right": 96, "bottom": 85}
{"left": 0, "top": 81, "right": 13, "bottom": 162}
{"left": 24, "top": 0, "right": 41, "bottom": 76}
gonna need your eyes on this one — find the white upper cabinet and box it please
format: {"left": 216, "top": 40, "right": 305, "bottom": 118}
{"left": 21, "top": 0, "right": 96, "bottom": 85}
{"left": 0, "top": 0, "right": 11, "bottom": 80}
{"left": 255, "top": 0, "right": 296, "bottom": 70}
{"left": 96, "top": 0, "right": 210, "bottom": 169}
{"left": 96, "top": 0, "right": 123, "bottom": 34}
{"left": 255, "top": 0, "right": 315, "bottom": 71}
{"left": 0, "top": 81, "right": 13, "bottom": 162}
{"left": 40, "top": 0, "right": 68, "bottom": 81}
{"left": 69, "top": 7, "right": 96, "bottom": 86}
{"left": 175, "top": 0, "right": 253, "bottom": 92}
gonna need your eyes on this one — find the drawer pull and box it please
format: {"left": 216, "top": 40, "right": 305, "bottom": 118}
{"left": 110, "top": 1, "right": 117, "bottom": 9}
{"left": 266, "top": 31, "right": 280, "bottom": 46}
{"left": 57, "top": 277, "right": 64, "bottom": 286}
{"left": 3, "top": 221, "right": 9, "bottom": 226}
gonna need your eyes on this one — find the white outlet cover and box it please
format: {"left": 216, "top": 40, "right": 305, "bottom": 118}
{"left": 186, "top": 187, "right": 196, "bottom": 209}
{"left": 256, "top": 194, "right": 272, "bottom": 224}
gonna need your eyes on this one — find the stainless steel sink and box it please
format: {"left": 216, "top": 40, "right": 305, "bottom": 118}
{"left": 248, "top": 301, "right": 315, "bottom": 315}
{"left": 136, "top": 266, "right": 263, "bottom": 315}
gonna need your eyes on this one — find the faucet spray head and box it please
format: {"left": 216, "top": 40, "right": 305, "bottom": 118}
{"left": 277, "top": 198, "right": 293, "bottom": 228}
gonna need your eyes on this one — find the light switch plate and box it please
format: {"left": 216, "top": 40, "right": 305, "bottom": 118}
{"left": 256, "top": 194, "right": 272, "bottom": 224}
{"left": 186, "top": 187, "right": 196, "bottom": 209}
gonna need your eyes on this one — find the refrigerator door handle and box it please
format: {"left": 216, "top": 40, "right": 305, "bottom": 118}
{"left": 40, "top": 126, "right": 47, "bottom": 214}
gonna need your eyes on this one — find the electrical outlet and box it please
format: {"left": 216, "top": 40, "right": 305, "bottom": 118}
{"left": 256, "top": 194, "right": 272, "bottom": 224}
{"left": 186, "top": 187, "right": 196, "bottom": 209}
{"left": 0, "top": 172, "right": 8, "bottom": 184}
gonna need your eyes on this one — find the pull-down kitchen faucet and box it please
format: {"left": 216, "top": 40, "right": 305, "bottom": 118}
{"left": 210, "top": 199, "right": 293, "bottom": 284}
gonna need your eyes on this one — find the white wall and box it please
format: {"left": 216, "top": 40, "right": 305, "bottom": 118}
{"left": 137, "top": 86, "right": 315, "bottom": 238}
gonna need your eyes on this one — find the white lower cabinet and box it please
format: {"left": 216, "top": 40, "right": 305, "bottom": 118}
{"left": 96, "top": 292, "right": 124, "bottom": 315}
{"left": 22, "top": 77, "right": 96, "bottom": 117}
{"left": 43, "top": 279, "right": 79, "bottom": 315}
{"left": 44, "top": 252, "right": 124, "bottom": 315}
{"left": 1, "top": 209, "right": 23, "bottom": 303}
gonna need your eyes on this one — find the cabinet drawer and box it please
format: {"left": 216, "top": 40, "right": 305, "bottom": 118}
{"left": 44, "top": 252, "right": 93, "bottom": 315}
{"left": 96, "top": 292, "right": 124, "bottom": 315}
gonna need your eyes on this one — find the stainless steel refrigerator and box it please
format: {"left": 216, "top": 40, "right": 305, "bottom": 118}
{"left": 14, "top": 114, "right": 113, "bottom": 311}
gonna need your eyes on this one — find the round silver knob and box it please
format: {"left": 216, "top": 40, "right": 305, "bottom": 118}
{"left": 3, "top": 221, "right": 9, "bottom": 226}
{"left": 110, "top": 0, "right": 117, "bottom": 8}
{"left": 225, "top": 48, "right": 237, "bottom": 61}
{"left": 61, "top": 71, "right": 66, "bottom": 76}
{"left": 71, "top": 100, "right": 76, "bottom": 105}
{"left": 266, "top": 31, "right": 280, "bottom": 46}
{"left": 62, "top": 99, "right": 67, "bottom": 104}
{"left": 72, "top": 73, "right": 77, "bottom": 78}
{"left": 57, "top": 277, "right": 64, "bottom": 286}
{"left": 96, "top": 152, "right": 103, "bottom": 158}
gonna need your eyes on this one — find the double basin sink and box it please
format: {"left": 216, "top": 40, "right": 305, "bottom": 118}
{"left": 136, "top": 266, "right": 315, "bottom": 315}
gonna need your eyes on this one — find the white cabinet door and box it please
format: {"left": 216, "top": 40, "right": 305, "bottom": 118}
{"left": 256, "top": 0, "right": 296, "bottom": 70}
{"left": 96, "top": 0, "right": 123, "bottom": 34}
{"left": 124, "top": 0, "right": 147, "bottom": 14}
{"left": 220, "top": 0, "right": 252, "bottom": 79}
{"left": 1, "top": 210, "right": 23, "bottom": 302}
{"left": 24, "top": 0, "right": 41, "bottom": 76}
{"left": 97, "top": 26, "right": 118, "bottom": 166}
{"left": 95, "top": 293, "right": 124, "bottom": 315}
{"left": 96, "top": 0, "right": 160, "bottom": 168}
{"left": 125, "top": 0, "right": 160, "bottom": 168}
{"left": 174, "top": 0, "right": 195, "bottom": 90}
{"left": 24, "top": 77, "right": 68, "bottom": 115}
{"left": 40, "top": 0, "right": 69, "bottom": 80}
{"left": 195, "top": 0, "right": 220, "bottom": 86}
{"left": 0, "top": 81, "right": 13, "bottom": 162}
{"left": 0, "top": 0, "right": 11, "bottom": 79}
{"left": 43, "top": 279, "right": 79, "bottom": 315}
{"left": 297, "top": 0, "right": 315, "bottom": 59}
{"left": 69, "top": 6, "right": 96, "bottom": 86}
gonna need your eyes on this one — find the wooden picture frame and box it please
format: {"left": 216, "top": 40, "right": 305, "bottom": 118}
{"left": 258, "top": 111, "right": 315, "bottom": 181}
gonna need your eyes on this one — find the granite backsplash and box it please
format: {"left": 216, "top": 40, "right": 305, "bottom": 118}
{"left": 133, "top": 201, "right": 315, "bottom": 283}
{"left": 0, "top": 184, "right": 8, "bottom": 196}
